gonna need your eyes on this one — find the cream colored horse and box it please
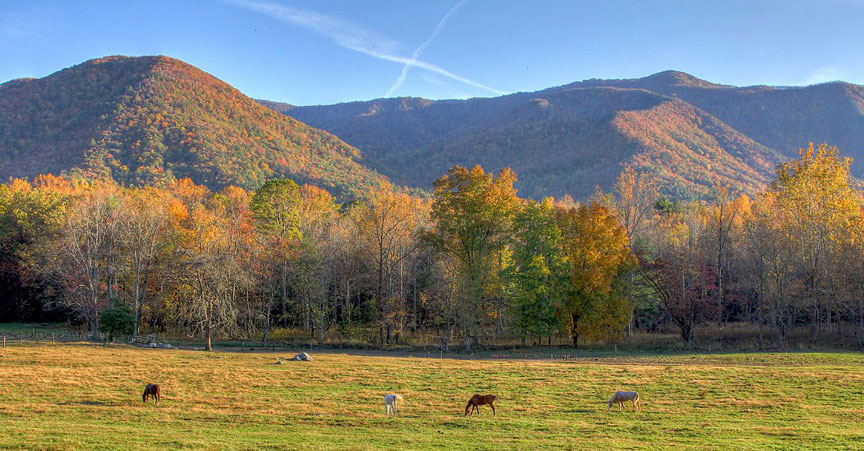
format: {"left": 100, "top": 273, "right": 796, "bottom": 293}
{"left": 608, "top": 391, "right": 641, "bottom": 411}
{"left": 384, "top": 394, "right": 404, "bottom": 416}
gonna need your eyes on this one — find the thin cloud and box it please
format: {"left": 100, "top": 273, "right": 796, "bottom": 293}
{"left": 228, "top": 0, "right": 504, "bottom": 95}
{"left": 801, "top": 65, "right": 849, "bottom": 85}
{"left": 385, "top": 0, "right": 467, "bottom": 97}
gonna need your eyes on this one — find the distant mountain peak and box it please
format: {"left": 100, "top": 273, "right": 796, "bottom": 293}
{"left": 641, "top": 70, "right": 727, "bottom": 88}
{"left": 565, "top": 70, "right": 728, "bottom": 92}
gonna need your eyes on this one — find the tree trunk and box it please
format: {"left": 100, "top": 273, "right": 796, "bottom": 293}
{"left": 571, "top": 312, "right": 580, "bottom": 348}
{"left": 440, "top": 322, "right": 451, "bottom": 352}
{"left": 681, "top": 324, "right": 693, "bottom": 343}
{"left": 758, "top": 306, "right": 764, "bottom": 350}
{"left": 318, "top": 309, "right": 326, "bottom": 344}
{"left": 281, "top": 265, "right": 288, "bottom": 328}
{"left": 263, "top": 298, "right": 271, "bottom": 344}
{"left": 205, "top": 296, "right": 213, "bottom": 352}
{"left": 205, "top": 318, "right": 213, "bottom": 352}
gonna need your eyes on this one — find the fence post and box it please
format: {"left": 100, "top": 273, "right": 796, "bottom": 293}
{"left": 2, "top": 336, "right": 5, "bottom": 347}
{"left": 52, "top": 332, "right": 55, "bottom": 344}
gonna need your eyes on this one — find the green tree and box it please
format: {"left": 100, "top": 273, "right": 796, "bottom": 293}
{"left": 250, "top": 179, "right": 301, "bottom": 330}
{"left": 427, "top": 166, "right": 519, "bottom": 351}
{"left": 249, "top": 179, "right": 301, "bottom": 239}
{"left": 504, "top": 199, "right": 567, "bottom": 345}
{"left": 99, "top": 299, "right": 135, "bottom": 342}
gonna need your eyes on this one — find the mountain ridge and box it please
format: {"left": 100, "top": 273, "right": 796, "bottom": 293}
{"left": 0, "top": 55, "right": 387, "bottom": 198}
{"left": 4, "top": 57, "right": 863, "bottom": 202}
{"left": 271, "top": 70, "right": 864, "bottom": 199}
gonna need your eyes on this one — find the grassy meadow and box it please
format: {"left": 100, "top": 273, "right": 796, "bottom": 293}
{"left": 0, "top": 342, "right": 862, "bottom": 450}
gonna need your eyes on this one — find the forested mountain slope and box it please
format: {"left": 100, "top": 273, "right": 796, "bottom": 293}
{"left": 276, "top": 71, "right": 864, "bottom": 199}
{"left": 0, "top": 56, "right": 387, "bottom": 197}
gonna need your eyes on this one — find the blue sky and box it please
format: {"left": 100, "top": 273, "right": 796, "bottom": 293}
{"left": 2, "top": 0, "right": 864, "bottom": 105}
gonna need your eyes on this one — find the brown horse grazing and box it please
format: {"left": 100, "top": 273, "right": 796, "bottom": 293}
{"left": 142, "top": 384, "right": 161, "bottom": 404}
{"left": 465, "top": 394, "right": 497, "bottom": 416}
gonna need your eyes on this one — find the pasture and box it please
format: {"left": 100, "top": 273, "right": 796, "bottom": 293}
{"left": 0, "top": 343, "right": 862, "bottom": 450}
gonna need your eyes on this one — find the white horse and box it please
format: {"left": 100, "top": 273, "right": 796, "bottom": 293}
{"left": 384, "top": 394, "right": 404, "bottom": 416}
{"left": 608, "top": 391, "right": 641, "bottom": 411}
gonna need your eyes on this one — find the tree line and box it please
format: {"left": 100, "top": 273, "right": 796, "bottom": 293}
{"left": 1, "top": 143, "right": 862, "bottom": 350}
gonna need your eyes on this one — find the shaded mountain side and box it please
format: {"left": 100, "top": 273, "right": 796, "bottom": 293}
{"left": 281, "top": 77, "right": 790, "bottom": 199}
{"left": 612, "top": 100, "right": 779, "bottom": 198}
{"left": 391, "top": 95, "right": 779, "bottom": 199}
{"left": 0, "top": 56, "right": 387, "bottom": 198}
{"left": 561, "top": 72, "right": 864, "bottom": 175}
{"left": 665, "top": 83, "right": 864, "bottom": 171}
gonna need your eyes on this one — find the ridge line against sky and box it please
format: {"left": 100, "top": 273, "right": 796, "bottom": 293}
{"left": 2, "top": 0, "right": 864, "bottom": 105}
{"left": 227, "top": 0, "right": 506, "bottom": 96}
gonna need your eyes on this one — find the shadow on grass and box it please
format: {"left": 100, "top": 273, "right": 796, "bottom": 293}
{"left": 58, "top": 400, "right": 110, "bottom": 406}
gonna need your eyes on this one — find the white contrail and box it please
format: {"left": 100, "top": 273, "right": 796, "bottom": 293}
{"left": 228, "top": 0, "right": 504, "bottom": 95}
{"left": 385, "top": 0, "right": 467, "bottom": 97}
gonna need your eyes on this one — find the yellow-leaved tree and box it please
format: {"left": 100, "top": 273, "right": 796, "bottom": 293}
{"left": 556, "top": 201, "right": 634, "bottom": 347}
{"left": 768, "top": 143, "right": 861, "bottom": 337}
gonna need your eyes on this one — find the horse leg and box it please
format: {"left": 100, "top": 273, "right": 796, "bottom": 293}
{"left": 491, "top": 404, "right": 496, "bottom": 417}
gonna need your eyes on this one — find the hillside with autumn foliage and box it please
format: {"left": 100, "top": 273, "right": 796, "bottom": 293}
{"left": 276, "top": 71, "right": 864, "bottom": 199}
{"left": 0, "top": 56, "right": 386, "bottom": 197}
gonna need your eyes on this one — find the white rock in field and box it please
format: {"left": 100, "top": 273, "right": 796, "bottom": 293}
{"left": 289, "top": 352, "right": 312, "bottom": 361}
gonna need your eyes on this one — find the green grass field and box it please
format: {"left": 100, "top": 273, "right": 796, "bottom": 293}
{"left": 1, "top": 343, "right": 862, "bottom": 450}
